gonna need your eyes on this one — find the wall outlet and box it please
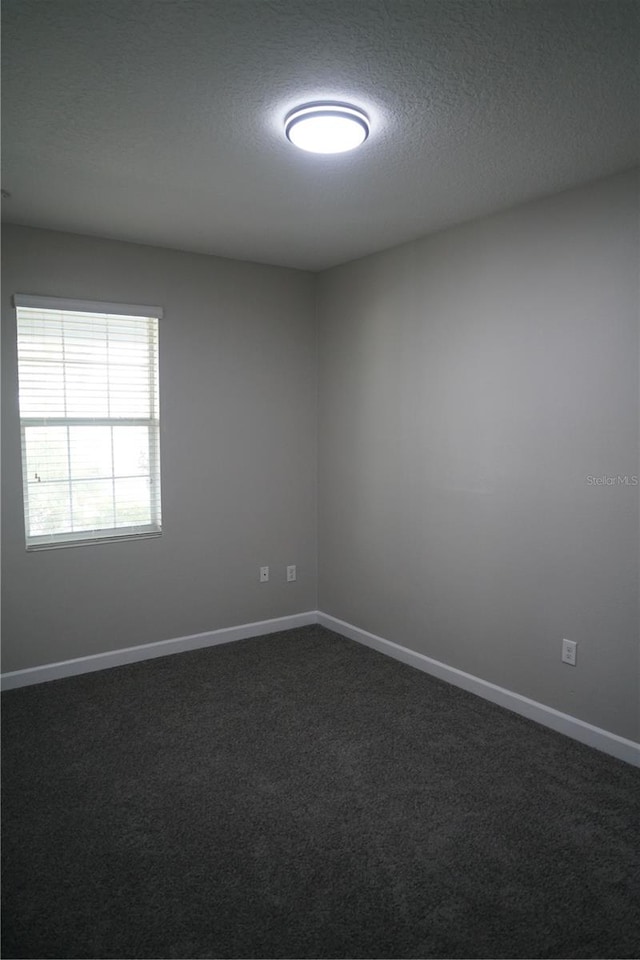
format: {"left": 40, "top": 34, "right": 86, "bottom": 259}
{"left": 286, "top": 565, "right": 297, "bottom": 582}
{"left": 562, "top": 638, "right": 577, "bottom": 666}
{"left": 259, "top": 566, "right": 269, "bottom": 583}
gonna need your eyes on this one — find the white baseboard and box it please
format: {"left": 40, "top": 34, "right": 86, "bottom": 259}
{"left": 0, "top": 611, "right": 317, "bottom": 692}
{"left": 317, "top": 612, "right": 640, "bottom": 768}
{"left": 3, "top": 608, "right": 638, "bottom": 768}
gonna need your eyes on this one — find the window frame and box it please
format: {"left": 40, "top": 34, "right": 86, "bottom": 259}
{"left": 14, "top": 294, "right": 163, "bottom": 551}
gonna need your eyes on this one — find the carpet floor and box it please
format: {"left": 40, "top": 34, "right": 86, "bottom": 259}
{"left": 2, "top": 624, "right": 639, "bottom": 959}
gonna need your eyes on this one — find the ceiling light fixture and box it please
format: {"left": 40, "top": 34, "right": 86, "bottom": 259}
{"left": 285, "top": 102, "right": 369, "bottom": 154}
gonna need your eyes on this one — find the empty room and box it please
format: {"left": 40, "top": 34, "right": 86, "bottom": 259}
{"left": 1, "top": 1, "right": 639, "bottom": 958}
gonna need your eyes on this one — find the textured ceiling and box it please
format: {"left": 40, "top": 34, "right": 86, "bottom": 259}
{"left": 2, "top": 0, "right": 639, "bottom": 271}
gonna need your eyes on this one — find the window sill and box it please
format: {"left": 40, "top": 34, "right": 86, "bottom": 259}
{"left": 26, "top": 529, "right": 162, "bottom": 551}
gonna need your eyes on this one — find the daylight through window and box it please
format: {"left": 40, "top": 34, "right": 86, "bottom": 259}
{"left": 15, "top": 295, "right": 162, "bottom": 549}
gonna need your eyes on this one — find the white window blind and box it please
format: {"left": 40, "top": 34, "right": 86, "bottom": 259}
{"left": 15, "top": 295, "right": 163, "bottom": 549}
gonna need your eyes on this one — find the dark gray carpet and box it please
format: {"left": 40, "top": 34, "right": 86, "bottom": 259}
{"left": 2, "top": 625, "right": 639, "bottom": 960}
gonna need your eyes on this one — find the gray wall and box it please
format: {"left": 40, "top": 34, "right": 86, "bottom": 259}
{"left": 317, "top": 170, "right": 639, "bottom": 742}
{"left": 2, "top": 225, "right": 317, "bottom": 671}
{"left": 3, "top": 172, "right": 638, "bottom": 743}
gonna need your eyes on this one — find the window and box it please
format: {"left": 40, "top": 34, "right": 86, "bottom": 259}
{"left": 15, "top": 295, "right": 162, "bottom": 549}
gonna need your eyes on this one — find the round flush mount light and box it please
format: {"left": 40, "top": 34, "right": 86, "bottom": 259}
{"left": 285, "top": 102, "right": 369, "bottom": 154}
